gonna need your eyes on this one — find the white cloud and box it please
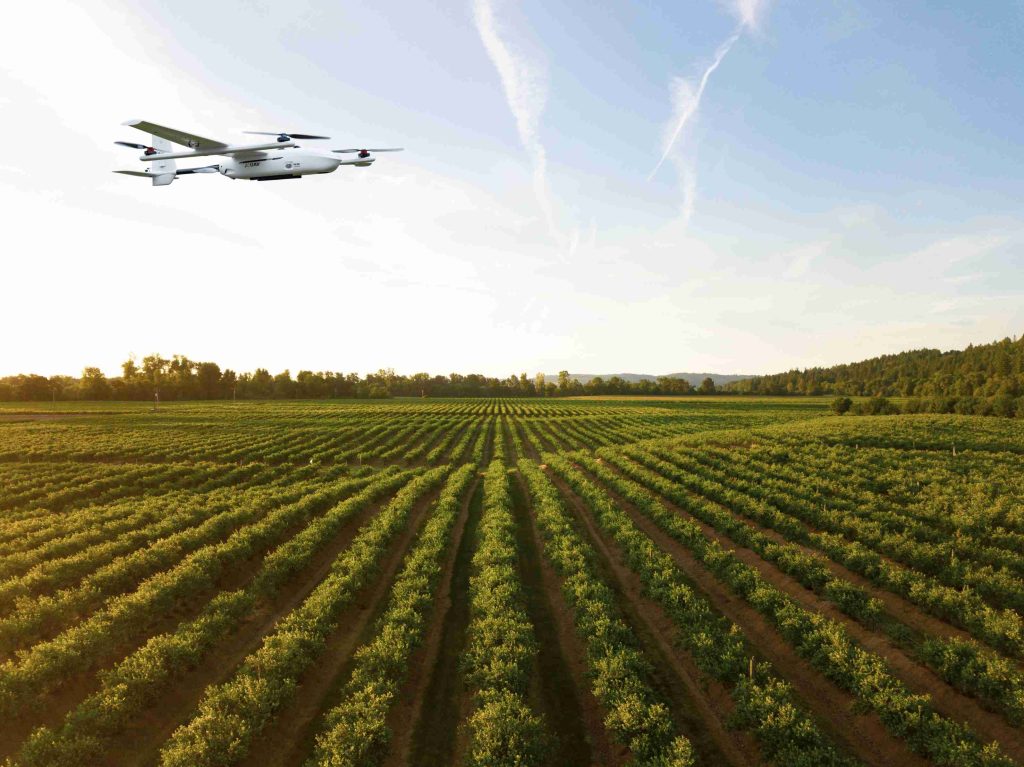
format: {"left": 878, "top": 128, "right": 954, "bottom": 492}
{"left": 727, "top": 0, "right": 769, "bottom": 32}
{"left": 648, "top": 1, "right": 770, "bottom": 231}
{"left": 648, "top": 32, "right": 740, "bottom": 181}
{"left": 471, "top": 0, "right": 558, "bottom": 242}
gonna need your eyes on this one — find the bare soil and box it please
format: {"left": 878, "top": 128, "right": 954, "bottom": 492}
{"left": 93, "top": 489, "right": 405, "bottom": 767}
{"left": 234, "top": 484, "right": 447, "bottom": 767}
{"left": 382, "top": 475, "right": 479, "bottom": 767}
{"left": 406, "top": 479, "right": 483, "bottom": 767}
{"left": 555, "top": 464, "right": 930, "bottom": 767}
{"left": 508, "top": 473, "right": 604, "bottom": 767}
{"left": 609, "top": 461, "right": 1024, "bottom": 759}
{"left": 544, "top": 469, "right": 763, "bottom": 767}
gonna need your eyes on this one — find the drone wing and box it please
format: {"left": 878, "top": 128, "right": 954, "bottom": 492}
{"left": 122, "top": 119, "right": 227, "bottom": 150}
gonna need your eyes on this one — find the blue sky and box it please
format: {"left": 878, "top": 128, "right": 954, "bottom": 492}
{"left": 0, "top": 0, "right": 1021, "bottom": 378}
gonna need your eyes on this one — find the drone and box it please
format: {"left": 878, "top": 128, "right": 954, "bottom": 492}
{"left": 113, "top": 119, "right": 402, "bottom": 186}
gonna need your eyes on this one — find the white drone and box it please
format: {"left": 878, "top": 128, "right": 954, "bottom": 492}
{"left": 114, "top": 119, "right": 402, "bottom": 186}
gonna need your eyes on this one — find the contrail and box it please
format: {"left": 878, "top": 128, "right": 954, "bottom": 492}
{"left": 472, "top": 0, "right": 558, "bottom": 240}
{"left": 647, "top": 31, "right": 740, "bottom": 181}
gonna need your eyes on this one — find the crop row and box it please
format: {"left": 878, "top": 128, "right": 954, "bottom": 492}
{"left": 540, "top": 456, "right": 851, "bottom": 767}
{"left": 10, "top": 468, "right": 419, "bottom": 767}
{"left": 634, "top": 445, "right": 1024, "bottom": 661}
{"left": 593, "top": 450, "right": 1024, "bottom": 730}
{"left": 157, "top": 465, "right": 450, "bottom": 767}
{"left": 0, "top": 470, "right": 402, "bottom": 715}
{"left": 715, "top": 447, "right": 1024, "bottom": 601}
{"left": 517, "top": 460, "right": 697, "bottom": 766}
{"left": 461, "top": 461, "right": 545, "bottom": 767}
{"left": 0, "top": 463, "right": 282, "bottom": 572}
{"left": 307, "top": 463, "right": 477, "bottom": 766}
{"left": 564, "top": 452, "right": 1015, "bottom": 766}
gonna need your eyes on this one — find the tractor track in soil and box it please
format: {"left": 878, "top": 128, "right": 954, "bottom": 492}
{"left": 93, "top": 486, "right": 410, "bottom": 767}
{"left": 508, "top": 472, "right": 600, "bottom": 767}
{"left": 406, "top": 479, "right": 483, "bottom": 767}
{"left": 382, "top": 475, "right": 479, "bottom": 767}
{"left": 603, "top": 460, "right": 1024, "bottom": 759}
{"left": 559, "top": 463, "right": 930, "bottom": 767}
{"left": 0, "top": 482, "right": 393, "bottom": 761}
{"left": 234, "top": 483, "right": 447, "bottom": 767}
{"left": 543, "top": 469, "right": 763, "bottom": 767}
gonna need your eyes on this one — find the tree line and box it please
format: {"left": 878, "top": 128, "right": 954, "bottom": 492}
{"left": 730, "top": 334, "right": 1024, "bottom": 418}
{"left": 0, "top": 354, "right": 719, "bottom": 402}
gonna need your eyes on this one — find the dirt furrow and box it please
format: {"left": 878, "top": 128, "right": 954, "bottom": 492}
{"left": 406, "top": 479, "right": 483, "bottom": 767}
{"left": 94, "top": 490, "right": 402, "bottom": 767}
{"left": 611, "top": 461, "right": 1024, "bottom": 757}
{"left": 508, "top": 472, "right": 604, "bottom": 767}
{"left": 234, "top": 483, "right": 447, "bottom": 767}
{"left": 560, "top": 464, "right": 931, "bottom": 767}
{"left": 380, "top": 474, "right": 479, "bottom": 767}
{"left": 543, "top": 470, "right": 763, "bottom": 767}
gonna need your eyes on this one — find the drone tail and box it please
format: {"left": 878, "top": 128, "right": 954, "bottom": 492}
{"left": 149, "top": 135, "right": 176, "bottom": 186}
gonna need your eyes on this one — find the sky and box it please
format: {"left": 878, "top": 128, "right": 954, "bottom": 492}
{"left": 1, "top": 0, "right": 1022, "bottom": 378}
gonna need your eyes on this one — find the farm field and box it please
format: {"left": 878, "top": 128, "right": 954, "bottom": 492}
{"left": 0, "top": 398, "right": 1022, "bottom": 767}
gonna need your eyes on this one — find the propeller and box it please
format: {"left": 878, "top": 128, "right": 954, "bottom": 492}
{"left": 332, "top": 148, "right": 404, "bottom": 159}
{"left": 115, "top": 140, "right": 157, "bottom": 155}
{"left": 243, "top": 131, "right": 331, "bottom": 142}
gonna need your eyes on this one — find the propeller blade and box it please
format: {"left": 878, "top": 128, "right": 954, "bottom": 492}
{"left": 331, "top": 148, "right": 404, "bottom": 153}
{"left": 243, "top": 131, "right": 330, "bottom": 139}
{"left": 114, "top": 141, "right": 149, "bottom": 150}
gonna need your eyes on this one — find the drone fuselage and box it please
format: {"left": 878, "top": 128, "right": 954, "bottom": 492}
{"left": 115, "top": 121, "right": 394, "bottom": 186}
{"left": 218, "top": 147, "right": 372, "bottom": 181}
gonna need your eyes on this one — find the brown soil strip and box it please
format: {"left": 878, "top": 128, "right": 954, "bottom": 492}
{"left": 90, "top": 491, "right": 403, "bottom": 767}
{"left": 406, "top": 479, "right": 483, "bottom": 767}
{"left": 508, "top": 473, "right": 601, "bottom": 767}
{"left": 0, "top": 490, "right": 373, "bottom": 761}
{"left": 685, "top": 474, "right": 1001, "bottom": 648}
{"left": 501, "top": 419, "right": 517, "bottom": 464}
{"left": 654, "top": 453, "right": 1024, "bottom": 674}
{"left": 481, "top": 418, "right": 496, "bottom": 465}
{"left": 543, "top": 471, "right": 762, "bottom": 767}
{"left": 609, "top": 464, "right": 1024, "bottom": 759}
{"left": 233, "top": 484, "right": 447, "bottom": 767}
{"left": 381, "top": 476, "right": 479, "bottom": 767}
{"left": 514, "top": 420, "right": 542, "bottom": 462}
{"left": 556, "top": 467, "right": 929, "bottom": 767}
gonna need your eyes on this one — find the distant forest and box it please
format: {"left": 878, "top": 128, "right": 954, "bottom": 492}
{"left": 0, "top": 357, "right": 705, "bottom": 402}
{"left": 0, "top": 335, "right": 1021, "bottom": 416}
{"left": 725, "top": 334, "right": 1023, "bottom": 417}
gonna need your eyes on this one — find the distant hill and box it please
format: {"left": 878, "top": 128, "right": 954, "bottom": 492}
{"left": 544, "top": 372, "right": 752, "bottom": 387}
{"left": 724, "top": 334, "right": 1023, "bottom": 398}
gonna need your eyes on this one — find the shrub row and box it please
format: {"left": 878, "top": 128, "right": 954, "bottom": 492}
{"left": 633, "top": 446, "right": 1024, "bottom": 660}
{"left": 462, "top": 460, "right": 546, "bottom": 767}
{"left": 307, "top": 463, "right": 476, "bottom": 766}
{"left": 517, "top": 459, "right": 696, "bottom": 767}
{"left": 606, "top": 450, "right": 1024, "bottom": 726}
{"left": 544, "top": 455, "right": 849, "bottom": 767}
{"left": 158, "top": 465, "right": 450, "bottom": 767}
{"left": 0, "top": 472, "right": 388, "bottom": 715}
{"left": 574, "top": 453, "right": 1014, "bottom": 766}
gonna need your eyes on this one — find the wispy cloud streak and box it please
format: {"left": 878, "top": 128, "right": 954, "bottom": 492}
{"left": 647, "top": 0, "right": 767, "bottom": 227}
{"left": 472, "top": 0, "right": 557, "bottom": 239}
{"left": 648, "top": 31, "right": 739, "bottom": 181}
